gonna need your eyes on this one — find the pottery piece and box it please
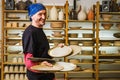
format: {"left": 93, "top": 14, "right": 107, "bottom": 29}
{"left": 113, "top": 33, "right": 120, "bottom": 38}
{"left": 16, "top": 0, "right": 26, "bottom": 10}
{"left": 116, "top": 23, "right": 120, "bottom": 29}
{"left": 56, "top": 62, "right": 76, "bottom": 71}
{"left": 69, "top": 9, "right": 77, "bottom": 20}
{"left": 69, "top": 45, "right": 81, "bottom": 56}
{"left": 82, "top": 33, "right": 93, "bottom": 38}
{"left": 69, "top": 33, "right": 78, "bottom": 38}
{"left": 101, "top": 23, "right": 113, "bottom": 30}
{"left": 6, "top": 0, "right": 15, "bottom": 10}
{"left": 52, "top": 31, "right": 63, "bottom": 37}
{"left": 49, "top": 46, "right": 72, "bottom": 57}
{"left": 25, "top": 0, "right": 32, "bottom": 10}
{"left": 58, "top": 9, "right": 64, "bottom": 20}
{"left": 31, "top": 63, "right": 64, "bottom": 71}
{"left": 69, "top": 59, "right": 80, "bottom": 64}
{"left": 50, "top": 5, "right": 58, "bottom": 20}
{"left": 102, "top": 14, "right": 112, "bottom": 21}
{"left": 4, "top": 66, "right": 9, "bottom": 72}
{"left": 51, "top": 22, "right": 63, "bottom": 28}
{"left": 87, "top": 7, "right": 94, "bottom": 20}
{"left": 12, "top": 57, "right": 18, "bottom": 63}
{"left": 14, "top": 74, "right": 19, "bottom": 80}
{"left": 77, "top": 5, "right": 86, "bottom": 20}
{"left": 69, "top": 41, "right": 79, "bottom": 45}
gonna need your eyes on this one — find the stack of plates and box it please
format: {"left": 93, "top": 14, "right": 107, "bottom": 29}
{"left": 49, "top": 45, "right": 81, "bottom": 57}
{"left": 31, "top": 62, "right": 76, "bottom": 72}
{"left": 49, "top": 46, "right": 72, "bottom": 57}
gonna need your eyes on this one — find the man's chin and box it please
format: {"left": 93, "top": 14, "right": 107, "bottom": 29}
{"left": 40, "top": 22, "right": 45, "bottom": 26}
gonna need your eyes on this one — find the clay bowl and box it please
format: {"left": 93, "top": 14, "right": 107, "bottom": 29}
{"left": 102, "top": 14, "right": 113, "bottom": 21}
{"left": 116, "top": 23, "right": 120, "bottom": 29}
{"left": 82, "top": 41, "right": 94, "bottom": 46}
{"left": 100, "top": 42, "right": 110, "bottom": 46}
{"left": 69, "top": 41, "right": 79, "bottom": 45}
{"left": 51, "top": 22, "right": 63, "bottom": 28}
{"left": 101, "top": 23, "right": 113, "bottom": 30}
{"left": 82, "top": 33, "right": 93, "bottom": 38}
{"left": 81, "top": 50, "right": 93, "bottom": 55}
{"left": 113, "top": 33, "right": 120, "bottom": 38}
{"left": 69, "top": 59, "right": 80, "bottom": 64}
{"left": 52, "top": 31, "right": 63, "bottom": 37}
{"left": 68, "top": 33, "right": 78, "bottom": 38}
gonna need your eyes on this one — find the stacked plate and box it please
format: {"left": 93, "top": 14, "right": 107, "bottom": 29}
{"left": 49, "top": 46, "right": 72, "bottom": 57}
{"left": 49, "top": 45, "right": 81, "bottom": 57}
{"left": 31, "top": 62, "right": 76, "bottom": 72}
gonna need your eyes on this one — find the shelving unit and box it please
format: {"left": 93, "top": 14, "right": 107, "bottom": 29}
{"left": 97, "top": 1, "right": 120, "bottom": 80}
{"left": 1, "top": 0, "right": 68, "bottom": 80}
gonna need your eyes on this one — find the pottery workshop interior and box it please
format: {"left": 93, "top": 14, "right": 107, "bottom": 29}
{"left": 0, "top": 0, "right": 120, "bottom": 80}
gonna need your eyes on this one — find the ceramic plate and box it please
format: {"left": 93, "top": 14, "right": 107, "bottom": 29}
{"left": 49, "top": 46, "right": 72, "bottom": 57}
{"left": 31, "top": 64, "right": 64, "bottom": 72}
{"left": 56, "top": 62, "right": 76, "bottom": 71}
{"left": 69, "top": 45, "right": 81, "bottom": 56}
{"left": 28, "top": 57, "right": 56, "bottom": 64}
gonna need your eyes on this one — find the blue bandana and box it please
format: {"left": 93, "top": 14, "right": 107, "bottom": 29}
{"left": 28, "top": 3, "right": 46, "bottom": 20}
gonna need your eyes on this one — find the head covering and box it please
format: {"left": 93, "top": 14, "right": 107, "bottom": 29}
{"left": 28, "top": 3, "right": 46, "bottom": 20}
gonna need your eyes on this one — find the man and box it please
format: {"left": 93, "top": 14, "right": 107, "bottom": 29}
{"left": 22, "top": 3, "right": 55, "bottom": 80}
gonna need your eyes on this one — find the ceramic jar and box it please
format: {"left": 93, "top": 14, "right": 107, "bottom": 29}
{"left": 87, "top": 7, "right": 94, "bottom": 20}
{"left": 4, "top": 66, "right": 9, "bottom": 72}
{"left": 20, "top": 66, "right": 24, "bottom": 71}
{"left": 77, "top": 5, "right": 86, "bottom": 20}
{"left": 6, "top": 0, "right": 15, "bottom": 10}
{"left": 25, "top": 0, "right": 32, "bottom": 10}
{"left": 16, "top": 0, "right": 26, "bottom": 10}
{"left": 13, "top": 57, "right": 17, "bottom": 63}
{"left": 69, "top": 9, "right": 77, "bottom": 20}
{"left": 10, "top": 74, "right": 14, "bottom": 80}
{"left": 5, "top": 74, "right": 10, "bottom": 80}
{"left": 18, "top": 57, "right": 23, "bottom": 63}
{"left": 58, "top": 9, "right": 64, "bottom": 20}
{"left": 15, "top": 74, "right": 19, "bottom": 80}
{"left": 9, "top": 65, "right": 14, "bottom": 72}
{"left": 50, "top": 5, "right": 58, "bottom": 20}
{"left": 14, "top": 66, "right": 19, "bottom": 72}
{"left": 20, "top": 74, "right": 24, "bottom": 80}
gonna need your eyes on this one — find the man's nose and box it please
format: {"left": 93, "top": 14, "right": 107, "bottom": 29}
{"left": 42, "top": 14, "right": 46, "bottom": 19}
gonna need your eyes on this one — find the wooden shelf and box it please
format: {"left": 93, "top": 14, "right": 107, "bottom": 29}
{"left": 100, "top": 12, "right": 120, "bottom": 15}
{"left": 68, "top": 20, "right": 96, "bottom": 23}
{"left": 4, "top": 62, "right": 25, "bottom": 65}
{"left": 99, "top": 70, "right": 120, "bottom": 73}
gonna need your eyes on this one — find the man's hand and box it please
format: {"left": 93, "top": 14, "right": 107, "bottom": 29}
{"left": 57, "top": 43, "right": 64, "bottom": 48}
{"left": 40, "top": 61, "right": 53, "bottom": 67}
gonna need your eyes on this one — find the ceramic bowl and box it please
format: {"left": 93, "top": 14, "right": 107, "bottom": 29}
{"left": 101, "top": 23, "right": 113, "bottom": 30}
{"left": 113, "top": 33, "right": 120, "bottom": 38}
{"left": 114, "top": 41, "right": 120, "bottom": 46}
{"left": 52, "top": 31, "right": 63, "bottom": 37}
{"left": 102, "top": 14, "right": 112, "bottom": 21}
{"left": 69, "top": 59, "right": 80, "bottom": 64}
{"left": 51, "top": 22, "right": 63, "bottom": 28}
{"left": 69, "top": 33, "right": 78, "bottom": 38}
{"left": 82, "top": 33, "right": 93, "bottom": 38}
{"left": 81, "top": 50, "right": 93, "bottom": 55}
{"left": 69, "top": 41, "right": 79, "bottom": 45}
{"left": 82, "top": 41, "right": 94, "bottom": 46}
{"left": 116, "top": 23, "right": 120, "bottom": 29}
{"left": 101, "top": 42, "right": 110, "bottom": 46}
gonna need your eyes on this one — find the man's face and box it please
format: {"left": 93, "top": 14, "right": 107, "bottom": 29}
{"left": 31, "top": 10, "right": 46, "bottom": 27}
